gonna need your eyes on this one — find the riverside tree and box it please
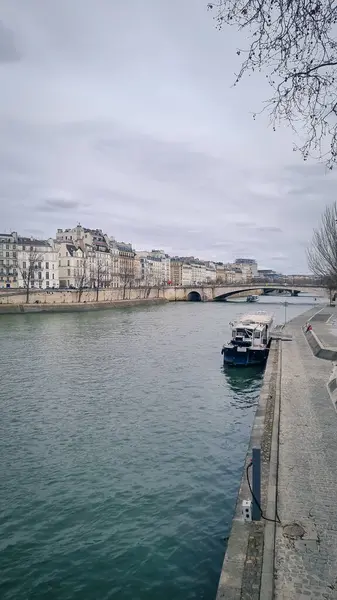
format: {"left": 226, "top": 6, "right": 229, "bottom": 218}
{"left": 207, "top": 0, "right": 337, "bottom": 167}
{"left": 91, "top": 258, "right": 110, "bottom": 301}
{"left": 119, "top": 262, "right": 135, "bottom": 300}
{"left": 307, "top": 201, "right": 337, "bottom": 300}
{"left": 17, "top": 248, "right": 43, "bottom": 304}
{"left": 74, "top": 257, "right": 88, "bottom": 303}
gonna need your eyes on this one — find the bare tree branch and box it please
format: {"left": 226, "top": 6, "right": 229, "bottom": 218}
{"left": 307, "top": 201, "right": 337, "bottom": 297}
{"left": 16, "top": 248, "right": 43, "bottom": 303}
{"left": 74, "top": 257, "right": 88, "bottom": 303}
{"left": 208, "top": 0, "right": 337, "bottom": 167}
{"left": 119, "top": 262, "right": 135, "bottom": 300}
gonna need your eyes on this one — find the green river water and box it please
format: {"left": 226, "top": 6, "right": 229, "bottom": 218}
{"left": 0, "top": 298, "right": 319, "bottom": 599}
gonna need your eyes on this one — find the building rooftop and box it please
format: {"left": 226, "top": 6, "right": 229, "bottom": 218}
{"left": 18, "top": 237, "right": 51, "bottom": 247}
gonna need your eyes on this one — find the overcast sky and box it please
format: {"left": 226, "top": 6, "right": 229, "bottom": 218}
{"left": 0, "top": 0, "right": 332, "bottom": 273}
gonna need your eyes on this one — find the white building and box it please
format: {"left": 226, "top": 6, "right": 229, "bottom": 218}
{"left": 234, "top": 258, "right": 258, "bottom": 281}
{"left": 182, "top": 263, "right": 192, "bottom": 286}
{"left": 57, "top": 242, "right": 85, "bottom": 288}
{"left": 0, "top": 232, "right": 59, "bottom": 289}
{"left": 136, "top": 250, "right": 171, "bottom": 286}
{"left": 205, "top": 262, "right": 216, "bottom": 283}
{"left": 190, "top": 261, "right": 206, "bottom": 285}
{"left": 56, "top": 225, "right": 120, "bottom": 289}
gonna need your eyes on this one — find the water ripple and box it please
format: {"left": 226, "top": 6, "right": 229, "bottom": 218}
{"left": 0, "top": 302, "right": 307, "bottom": 599}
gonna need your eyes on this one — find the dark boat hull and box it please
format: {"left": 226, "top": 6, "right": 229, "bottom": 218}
{"left": 222, "top": 345, "right": 269, "bottom": 366}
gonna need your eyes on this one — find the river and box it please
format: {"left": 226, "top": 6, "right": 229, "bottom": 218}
{"left": 0, "top": 297, "right": 323, "bottom": 600}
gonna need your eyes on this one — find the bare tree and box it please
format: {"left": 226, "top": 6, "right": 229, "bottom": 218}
{"left": 208, "top": 0, "right": 337, "bottom": 167}
{"left": 119, "top": 262, "right": 135, "bottom": 300}
{"left": 154, "top": 277, "right": 165, "bottom": 298}
{"left": 17, "top": 248, "right": 43, "bottom": 303}
{"left": 91, "top": 259, "right": 109, "bottom": 301}
{"left": 74, "top": 257, "right": 88, "bottom": 303}
{"left": 307, "top": 201, "right": 337, "bottom": 301}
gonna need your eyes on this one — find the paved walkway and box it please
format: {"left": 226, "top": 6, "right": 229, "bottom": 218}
{"left": 310, "top": 308, "right": 337, "bottom": 349}
{"left": 274, "top": 309, "right": 337, "bottom": 599}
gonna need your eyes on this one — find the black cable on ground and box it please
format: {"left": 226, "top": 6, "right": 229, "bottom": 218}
{"left": 246, "top": 462, "right": 281, "bottom": 524}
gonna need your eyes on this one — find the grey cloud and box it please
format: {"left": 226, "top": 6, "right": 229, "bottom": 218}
{"left": 256, "top": 226, "right": 282, "bottom": 233}
{"left": 36, "top": 199, "right": 81, "bottom": 212}
{"left": 0, "top": 0, "right": 335, "bottom": 274}
{"left": 235, "top": 221, "right": 256, "bottom": 228}
{"left": 0, "top": 21, "right": 21, "bottom": 63}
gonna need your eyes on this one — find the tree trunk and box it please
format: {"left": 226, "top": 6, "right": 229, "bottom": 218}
{"left": 26, "top": 285, "right": 29, "bottom": 304}
{"left": 96, "top": 286, "right": 99, "bottom": 302}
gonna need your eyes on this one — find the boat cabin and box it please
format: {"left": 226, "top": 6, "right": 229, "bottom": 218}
{"left": 231, "top": 313, "right": 273, "bottom": 348}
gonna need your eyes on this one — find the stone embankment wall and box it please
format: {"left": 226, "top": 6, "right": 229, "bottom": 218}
{"left": 0, "top": 287, "right": 182, "bottom": 305}
{"left": 0, "top": 297, "right": 167, "bottom": 314}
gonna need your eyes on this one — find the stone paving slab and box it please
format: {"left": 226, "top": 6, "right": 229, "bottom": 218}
{"left": 274, "top": 312, "right": 337, "bottom": 600}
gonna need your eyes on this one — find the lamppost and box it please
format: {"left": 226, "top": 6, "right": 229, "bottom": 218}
{"left": 284, "top": 300, "right": 288, "bottom": 325}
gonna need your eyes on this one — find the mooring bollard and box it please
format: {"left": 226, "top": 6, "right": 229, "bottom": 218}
{"left": 252, "top": 447, "right": 261, "bottom": 521}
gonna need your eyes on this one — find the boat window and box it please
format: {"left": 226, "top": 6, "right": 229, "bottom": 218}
{"left": 254, "top": 331, "right": 261, "bottom": 338}
{"left": 236, "top": 328, "right": 252, "bottom": 337}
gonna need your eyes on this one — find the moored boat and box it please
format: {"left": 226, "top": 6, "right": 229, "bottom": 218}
{"left": 246, "top": 294, "right": 259, "bottom": 303}
{"left": 221, "top": 311, "right": 273, "bottom": 366}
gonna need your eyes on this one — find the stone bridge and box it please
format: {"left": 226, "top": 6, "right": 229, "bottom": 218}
{"left": 163, "top": 284, "right": 326, "bottom": 302}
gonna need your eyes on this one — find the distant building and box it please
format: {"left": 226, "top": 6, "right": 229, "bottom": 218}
{"left": 0, "top": 232, "right": 59, "bottom": 290}
{"left": 257, "top": 269, "right": 282, "bottom": 282}
{"left": 58, "top": 243, "right": 85, "bottom": 288}
{"left": 136, "top": 250, "right": 171, "bottom": 286}
{"left": 56, "top": 225, "right": 120, "bottom": 288}
{"left": 170, "top": 259, "right": 184, "bottom": 286}
{"left": 117, "top": 242, "right": 136, "bottom": 287}
{"left": 235, "top": 258, "right": 258, "bottom": 280}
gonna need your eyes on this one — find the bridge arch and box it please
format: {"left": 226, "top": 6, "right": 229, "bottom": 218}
{"left": 187, "top": 290, "right": 202, "bottom": 302}
{"left": 213, "top": 286, "right": 300, "bottom": 301}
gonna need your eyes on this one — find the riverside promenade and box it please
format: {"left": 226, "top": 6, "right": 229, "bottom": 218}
{"left": 217, "top": 305, "right": 337, "bottom": 600}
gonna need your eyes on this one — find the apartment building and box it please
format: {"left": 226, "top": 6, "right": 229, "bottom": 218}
{"left": 0, "top": 232, "right": 59, "bottom": 289}
{"left": 56, "top": 225, "right": 120, "bottom": 288}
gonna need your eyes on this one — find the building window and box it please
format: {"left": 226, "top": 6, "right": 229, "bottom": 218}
{"left": 6, "top": 252, "right": 9, "bottom": 257}
{"left": 59, "top": 260, "right": 61, "bottom": 266}
{"left": 13, "top": 252, "right": 16, "bottom": 258}
{"left": 46, "top": 262, "right": 49, "bottom": 269}
{"left": 67, "top": 269, "right": 71, "bottom": 276}
{"left": 22, "top": 245, "right": 25, "bottom": 251}
{"left": 13, "top": 277, "right": 17, "bottom": 282}
{"left": 67, "top": 260, "right": 70, "bottom": 266}
{"left": 6, "top": 244, "right": 9, "bottom": 249}
{"left": 38, "top": 272, "right": 42, "bottom": 280}
{"left": 38, "top": 262, "right": 42, "bottom": 269}
{"left": 52, "top": 273, "right": 54, "bottom": 279}
{"left": 30, "top": 246, "right": 33, "bottom": 251}
{"left": 46, "top": 272, "right": 49, "bottom": 280}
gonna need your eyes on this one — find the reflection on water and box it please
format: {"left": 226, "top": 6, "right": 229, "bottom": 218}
{"left": 222, "top": 365, "right": 265, "bottom": 410}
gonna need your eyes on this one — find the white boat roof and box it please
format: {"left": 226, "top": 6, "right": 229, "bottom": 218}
{"left": 237, "top": 312, "right": 274, "bottom": 326}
